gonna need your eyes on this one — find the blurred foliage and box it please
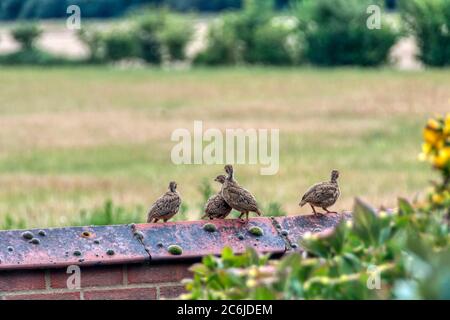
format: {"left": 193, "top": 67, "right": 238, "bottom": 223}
{"left": 0, "top": 48, "right": 79, "bottom": 65}
{"left": 134, "top": 11, "right": 166, "bottom": 64}
{"left": 0, "top": 1, "right": 291, "bottom": 20}
{"left": 3, "top": 1, "right": 449, "bottom": 67}
{"left": 195, "top": 0, "right": 298, "bottom": 65}
{"left": 11, "top": 23, "right": 42, "bottom": 49}
{"left": 183, "top": 114, "right": 450, "bottom": 300}
{"left": 159, "top": 14, "right": 194, "bottom": 61}
{"left": 0, "top": 0, "right": 283, "bottom": 21}
{"left": 399, "top": 0, "right": 450, "bottom": 66}
{"left": 102, "top": 29, "right": 140, "bottom": 61}
{"left": 0, "top": 199, "right": 144, "bottom": 229}
{"left": 0, "top": 213, "right": 26, "bottom": 230}
{"left": 77, "top": 10, "right": 193, "bottom": 64}
{"left": 0, "top": 23, "right": 80, "bottom": 65}
{"left": 183, "top": 197, "right": 449, "bottom": 299}
{"left": 73, "top": 199, "right": 143, "bottom": 226}
{"left": 264, "top": 201, "right": 287, "bottom": 217}
{"left": 293, "top": 0, "right": 398, "bottom": 66}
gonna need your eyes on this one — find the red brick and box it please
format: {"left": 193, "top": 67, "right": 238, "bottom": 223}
{"left": 159, "top": 285, "right": 186, "bottom": 299}
{"left": 0, "top": 270, "right": 46, "bottom": 292}
{"left": 4, "top": 292, "right": 80, "bottom": 300}
{"left": 84, "top": 288, "right": 156, "bottom": 300}
{"left": 127, "top": 263, "right": 192, "bottom": 285}
{"left": 50, "top": 265, "right": 123, "bottom": 289}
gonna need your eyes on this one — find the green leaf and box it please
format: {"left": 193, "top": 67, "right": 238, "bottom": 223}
{"left": 398, "top": 198, "right": 415, "bottom": 216}
{"left": 352, "top": 198, "right": 380, "bottom": 246}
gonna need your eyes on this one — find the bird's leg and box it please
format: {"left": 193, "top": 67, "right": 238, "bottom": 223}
{"left": 238, "top": 212, "right": 247, "bottom": 224}
{"left": 245, "top": 212, "right": 249, "bottom": 223}
{"left": 323, "top": 207, "right": 337, "bottom": 214}
{"left": 153, "top": 218, "right": 159, "bottom": 223}
{"left": 163, "top": 219, "right": 168, "bottom": 222}
{"left": 310, "top": 204, "right": 318, "bottom": 216}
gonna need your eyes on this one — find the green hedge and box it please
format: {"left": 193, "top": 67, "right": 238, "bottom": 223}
{"left": 77, "top": 11, "right": 193, "bottom": 64}
{"left": 400, "top": 0, "right": 450, "bottom": 66}
{"left": 194, "top": 0, "right": 298, "bottom": 65}
{"left": 295, "top": 0, "right": 398, "bottom": 66}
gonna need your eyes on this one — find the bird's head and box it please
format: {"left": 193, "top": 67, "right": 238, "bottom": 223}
{"left": 331, "top": 170, "right": 339, "bottom": 182}
{"left": 224, "top": 164, "right": 234, "bottom": 177}
{"left": 214, "top": 175, "right": 226, "bottom": 184}
{"left": 168, "top": 181, "right": 177, "bottom": 192}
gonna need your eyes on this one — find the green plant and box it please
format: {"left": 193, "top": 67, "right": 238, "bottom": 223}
{"left": 194, "top": 14, "right": 244, "bottom": 65}
{"left": 184, "top": 197, "right": 449, "bottom": 299}
{"left": 160, "top": 14, "right": 193, "bottom": 61}
{"left": 135, "top": 12, "right": 166, "bottom": 64}
{"left": 74, "top": 199, "right": 143, "bottom": 226}
{"left": 103, "top": 29, "right": 140, "bottom": 62}
{"left": 265, "top": 201, "right": 286, "bottom": 217}
{"left": 294, "top": 0, "right": 398, "bottom": 66}
{"left": 77, "top": 28, "right": 105, "bottom": 62}
{"left": 11, "top": 23, "right": 42, "bottom": 49}
{"left": 0, "top": 48, "right": 78, "bottom": 65}
{"left": 250, "top": 19, "right": 299, "bottom": 65}
{"left": 400, "top": 0, "right": 450, "bottom": 66}
{"left": 195, "top": 0, "right": 289, "bottom": 65}
{"left": 1, "top": 213, "right": 26, "bottom": 230}
{"left": 183, "top": 115, "right": 450, "bottom": 300}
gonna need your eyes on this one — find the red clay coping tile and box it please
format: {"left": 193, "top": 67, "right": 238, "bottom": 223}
{"left": 0, "top": 214, "right": 350, "bottom": 271}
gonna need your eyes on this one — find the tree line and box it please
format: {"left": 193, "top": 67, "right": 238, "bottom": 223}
{"left": 0, "top": 0, "right": 292, "bottom": 20}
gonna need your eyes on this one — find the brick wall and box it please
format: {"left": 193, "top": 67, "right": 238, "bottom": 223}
{"left": 0, "top": 262, "right": 192, "bottom": 300}
{"left": 0, "top": 213, "right": 349, "bottom": 300}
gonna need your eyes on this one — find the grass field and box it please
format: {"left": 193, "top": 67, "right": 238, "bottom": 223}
{"left": 0, "top": 66, "right": 447, "bottom": 229}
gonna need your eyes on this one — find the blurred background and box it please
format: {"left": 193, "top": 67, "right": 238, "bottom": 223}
{"left": 0, "top": 0, "right": 448, "bottom": 229}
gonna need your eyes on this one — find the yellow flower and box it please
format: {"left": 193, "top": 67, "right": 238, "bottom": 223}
{"left": 433, "top": 147, "right": 450, "bottom": 168}
{"left": 246, "top": 279, "right": 257, "bottom": 288}
{"left": 248, "top": 266, "right": 258, "bottom": 278}
{"left": 422, "top": 143, "right": 432, "bottom": 154}
{"left": 432, "top": 193, "right": 444, "bottom": 205}
{"left": 426, "top": 118, "right": 441, "bottom": 131}
{"left": 444, "top": 114, "right": 450, "bottom": 135}
{"left": 424, "top": 128, "right": 442, "bottom": 146}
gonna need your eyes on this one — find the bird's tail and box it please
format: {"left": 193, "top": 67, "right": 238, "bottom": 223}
{"left": 255, "top": 208, "right": 263, "bottom": 216}
{"left": 299, "top": 200, "right": 307, "bottom": 207}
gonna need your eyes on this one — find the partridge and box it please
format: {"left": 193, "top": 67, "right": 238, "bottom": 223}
{"left": 147, "top": 181, "right": 181, "bottom": 223}
{"left": 299, "top": 170, "right": 340, "bottom": 216}
{"left": 202, "top": 175, "right": 232, "bottom": 220}
{"left": 221, "top": 165, "right": 262, "bottom": 223}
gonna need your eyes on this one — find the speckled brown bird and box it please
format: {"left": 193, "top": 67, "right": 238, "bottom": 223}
{"left": 221, "top": 165, "right": 262, "bottom": 223}
{"left": 202, "top": 175, "right": 232, "bottom": 220}
{"left": 147, "top": 181, "right": 181, "bottom": 223}
{"left": 299, "top": 170, "right": 340, "bottom": 216}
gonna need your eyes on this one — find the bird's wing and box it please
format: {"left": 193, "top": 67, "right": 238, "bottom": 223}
{"left": 301, "top": 182, "right": 322, "bottom": 201}
{"left": 226, "top": 184, "right": 258, "bottom": 210}
{"left": 306, "top": 183, "right": 338, "bottom": 203}
{"left": 205, "top": 194, "right": 219, "bottom": 212}
{"left": 148, "top": 192, "right": 180, "bottom": 219}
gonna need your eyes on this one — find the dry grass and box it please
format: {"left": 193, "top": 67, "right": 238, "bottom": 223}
{"left": 0, "top": 66, "right": 447, "bottom": 228}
